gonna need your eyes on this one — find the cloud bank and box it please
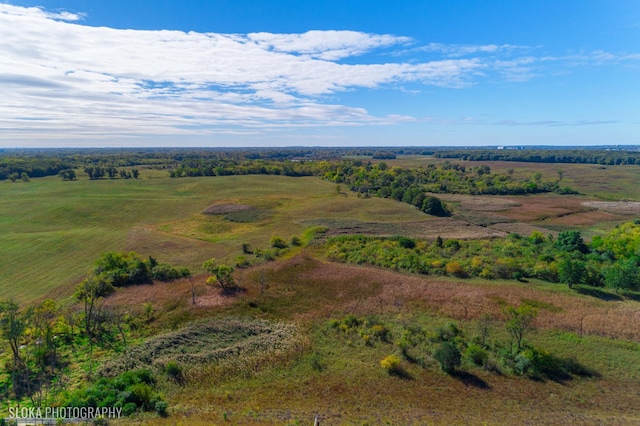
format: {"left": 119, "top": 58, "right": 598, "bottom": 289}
{"left": 0, "top": 4, "right": 635, "bottom": 145}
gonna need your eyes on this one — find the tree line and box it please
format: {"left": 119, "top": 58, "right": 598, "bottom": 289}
{"left": 435, "top": 148, "right": 640, "bottom": 165}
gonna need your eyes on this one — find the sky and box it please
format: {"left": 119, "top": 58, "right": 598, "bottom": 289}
{"left": 1, "top": 1, "right": 639, "bottom": 148}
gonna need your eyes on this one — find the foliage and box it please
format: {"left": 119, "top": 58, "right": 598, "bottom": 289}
{"left": 504, "top": 305, "right": 537, "bottom": 352}
{"left": 94, "top": 252, "right": 189, "bottom": 287}
{"left": 557, "top": 258, "right": 586, "bottom": 289}
{"left": 555, "top": 231, "right": 589, "bottom": 254}
{"left": 435, "top": 148, "right": 640, "bottom": 166}
{"left": 203, "top": 259, "right": 236, "bottom": 290}
{"left": 380, "top": 354, "right": 402, "bottom": 375}
{"left": 434, "top": 342, "right": 461, "bottom": 374}
{"left": 58, "top": 169, "right": 77, "bottom": 181}
{"left": 324, "top": 223, "right": 640, "bottom": 293}
{"left": 64, "top": 369, "right": 166, "bottom": 416}
{"left": 270, "top": 236, "right": 288, "bottom": 249}
{"left": 602, "top": 259, "right": 639, "bottom": 292}
{"left": 464, "top": 344, "right": 488, "bottom": 367}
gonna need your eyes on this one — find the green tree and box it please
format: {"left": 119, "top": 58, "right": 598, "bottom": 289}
{"left": 504, "top": 304, "right": 537, "bottom": 352}
{"left": 0, "top": 300, "right": 26, "bottom": 370}
{"left": 421, "top": 196, "right": 451, "bottom": 217}
{"left": 558, "top": 258, "right": 586, "bottom": 289}
{"left": 58, "top": 169, "right": 77, "bottom": 181}
{"left": 0, "top": 300, "right": 28, "bottom": 394}
{"left": 555, "top": 230, "right": 588, "bottom": 254}
{"left": 75, "top": 275, "right": 114, "bottom": 336}
{"left": 20, "top": 172, "right": 30, "bottom": 182}
{"left": 434, "top": 342, "right": 461, "bottom": 374}
{"left": 603, "top": 259, "right": 639, "bottom": 293}
{"left": 203, "top": 259, "right": 236, "bottom": 290}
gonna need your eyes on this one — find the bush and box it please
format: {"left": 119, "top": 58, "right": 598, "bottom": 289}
{"left": 464, "top": 344, "right": 488, "bottom": 367}
{"left": 434, "top": 342, "right": 461, "bottom": 374}
{"left": 380, "top": 354, "right": 402, "bottom": 374}
{"left": 165, "top": 361, "right": 184, "bottom": 384}
{"left": 291, "top": 236, "right": 302, "bottom": 246}
{"left": 151, "top": 264, "right": 190, "bottom": 281}
{"left": 435, "top": 322, "right": 461, "bottom": 342}
{"left": 270, "top": 236, "right": 288, "bottom": 249}
{"left": 445, "top": 261, "right": 467, "bottom": 278}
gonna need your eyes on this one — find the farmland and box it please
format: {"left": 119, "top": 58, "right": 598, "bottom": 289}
{"left": 1, "top": 149, "right": 640, "bottom": 424}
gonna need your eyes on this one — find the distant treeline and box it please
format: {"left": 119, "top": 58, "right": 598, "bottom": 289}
{"left": 0, "top": 157, "right": 73, "bottom": 180}
{"left": 5, "top": 145, "right": 635, "bottom": 182}
{"left": 434, "top": 149, "right": 640, "bottom": 165}
{"left": 0, "top": 147, "right": 420, "bottom": 181}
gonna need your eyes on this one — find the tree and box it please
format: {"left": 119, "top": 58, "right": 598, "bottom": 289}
{"left": 0, "top": 300, "right": 28, "bottom": 394}
{"left": 0, "top": 300, "right": 26, "bottom": 369}
{"left": 434, "top": 342, "right": 461, "bottom": 374}
{"left": 603, "top": 259, "right": 639, "bottom": 293}
{"left": 203, "top": 258, "right": 236, "bottom": 290}
{"left": 75, "top": 275, "right": 114, "bottom": 337}
{"left": 421, "top": 196, "right": 451, "bottom": 217}
{"left": 58, "top": 169, "right": 77, "bottom": 181}
{"left": 555, "top": 230, "right": 588, "bottom": 254}
{"left": 20, "top": 172, "right": 30, "bottom": 182}
{"left": 558, "top": 258, "right": 586, "bottom": 289}
{"left": 504, "top": 304, "right": 537, "bottom": 352}
{"left": 106, "top": 166, "right": 118, "bottom": 179}
{"left": 132, "top": 168, "right": 140, "bottom": 179}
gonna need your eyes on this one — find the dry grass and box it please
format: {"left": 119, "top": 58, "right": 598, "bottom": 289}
{"left": 309, "top": 218, "right": 506, "bottom": 240}
{"left": 251, "top": 255, "right": 640, "bottom": 341}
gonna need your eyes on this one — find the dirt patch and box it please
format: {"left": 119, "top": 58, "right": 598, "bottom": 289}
{"left": 582, "top": 201, "right": 640, "bottom": 215}
{"left": 203, "top": 203, "right": 254, "bottom": 215}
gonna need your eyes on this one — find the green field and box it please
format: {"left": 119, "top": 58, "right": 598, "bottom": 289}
{"left": 2, "top": 159, "right": 640, "bottom": 424}
{"left": 0, "top": 173, "right": 428, "bottom": 303}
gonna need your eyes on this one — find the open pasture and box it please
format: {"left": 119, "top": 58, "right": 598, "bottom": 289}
{"left": 0, "top": 174, "right": 428, "bottom": 303}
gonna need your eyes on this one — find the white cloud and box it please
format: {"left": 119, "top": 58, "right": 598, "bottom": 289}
{"left": 0, "top": 4, "right": 636, "bottom": 145}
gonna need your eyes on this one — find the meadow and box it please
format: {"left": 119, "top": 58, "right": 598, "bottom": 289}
{"left": 1, "top": 153, "right": 640, "bottom": 424}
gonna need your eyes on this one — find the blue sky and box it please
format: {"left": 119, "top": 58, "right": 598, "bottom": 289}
{"left": 1, "top": 1, "right": 639, "bottom": 147}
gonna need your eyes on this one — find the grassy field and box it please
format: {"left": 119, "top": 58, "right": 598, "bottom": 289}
{"left": 2, "top": 162, "right": 640, "bottom": 424}
{"left": 2, "top": 161, "right": 639, "bottom": 303}
{"left": 0, "top": 173, "right": 428, "bottom": 303}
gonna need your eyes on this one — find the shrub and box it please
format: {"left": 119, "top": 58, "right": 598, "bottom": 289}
{"left": 395, "top": 236, "right": 416, "bottom": 249}
{"left": 435, "top": 322, "right": 461, "bottom": 342}
{"left": 165, "top": 361, "right": 184, "bottom": 384}
{"left": 371, "top": 324, "right": 392, "bottom": 343}
{"left": 151, "top": 263, "right": 190, "bottom": 281}
{"left": 155, "top": 400, "right": 168, "bottom": 417}
{"left": 445, "top": 261, "right": 467, "bottom": 278}
{"left": 380, "top": 354, "right": 402, "bottom": 374}
{"left": 270, "top": 236, "right": 288, "bottom": 249}
{"left": 291, "top": 236, "right": 302, "bottom": 246}
{"left": 464, "top": 344, "right": 488, "bottom": 367}
{"left": 434, "top": 342, "right": 461, "bottom": 374}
